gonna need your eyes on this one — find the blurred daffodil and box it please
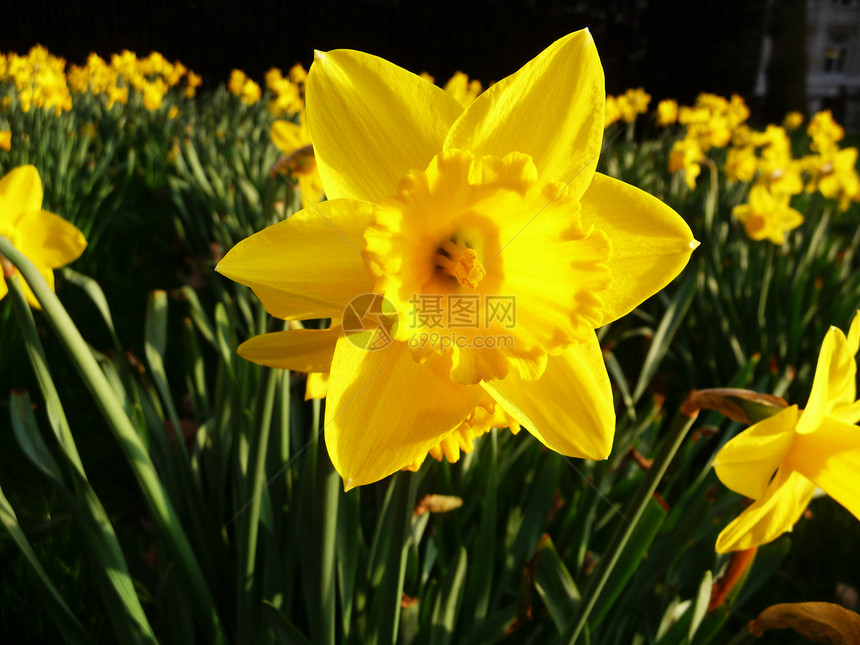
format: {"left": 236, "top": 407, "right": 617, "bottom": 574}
{"left": 271, "top": 111, "right": 324, "bottom": 205}
{"left": 217, "top": 30, "right": 696, "bottom": 487}
{"left": 442, "top": 71, "right": 482, "bottom": 107}
{"left": 783, "top": 111, "right": 804, "bottom": 130}
{"left": 714, "top": 313, "right": 860, "bottom": 552}
{"left": 0, "top": 165, "right": 87, "bottom": 308}
{"left": 732, "top": 185, "right": 803, "bottom": 245}
{"left": 669, "top": 138, "right": 704, "bottom": 189}
{"left": 656, "top": 99, "right": 678, "bottom": 126}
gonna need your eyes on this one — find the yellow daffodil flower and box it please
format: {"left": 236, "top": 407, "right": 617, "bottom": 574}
{"left": 808, "top": 110, "right": 844, "bottom": 154}
{"left": 732, "top": 185, "right": 803, "bottom": 245}
{"left": 617, "top": 87, "right": 650, "bottom": 123}
{"left": 0, "top": 130, "right": 10, "bottom": 151}
{"left": 0, "top": 165, "right": 87, "bottom": 308}
{"left": 724, "top": 146, "right": 757, "bottom": 184}
{"left": 270, "top": 111, "right": 324, "bottom": 205}
{"left": 817, "top": 147, "right": 860, "bottom": 211}
{"left": 217, "top": 30, "right": 696, "bottom": 487}
{"left": 604, "top": 95, "right": 620, "bottom": 128}
{"left": 442, "top": 71, "right": 482, "bottom": 107}
{"left": 669, "top": 137, "right": 704, "bottom": 189}
{"left": 714, "top": 313, "right": 860, "bottom": 552}
{"left": 656, "top": 99, "right": 678, "bottom": 126}
{"left": 783, "top": 111, "right": 804, "bottom": 130}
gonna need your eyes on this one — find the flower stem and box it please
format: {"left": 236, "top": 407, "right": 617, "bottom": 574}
{"left": 564, "top": 410, "right": 697, "bottom": 644}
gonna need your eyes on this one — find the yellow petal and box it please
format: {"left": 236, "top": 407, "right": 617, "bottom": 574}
{"left": 305, "top": 372, "right": 329, "bottom": 400}
{"left": 271, "top": 120, "right": 306, "bottom": 154}
{"left": 0, "top": 165, "right": 42, "bottom": 223}
{"left": 0, "top": 278, "right": 7, "bottom": 302}
{"left": 216, "top": 199, "right": 375, "bottom": 320}
{"left": 306, "top": 49, "right": 462, "bottom": 203}
{"left": 297, "top": 170, "right": 325, "bottom": 206}
{"left": 16, "top": 210, "right": 87, "bottom": 269}
{"left": 713, "top": 405, "right": 798, "bottom": 500}
{"left": 324, "top": 337, "right": 483, "bottom": 488}
{"left": 580, "top": 173, "right": 697, "bottom": 324}
{"left": 789, "top": 416, "right": 860, "bottom": 521}
{"left": 237, "top": 327, "right": 339, "bottom": 372}
{"left": 18, "top": 266, "right": 54, "bottom": 309}
{"left": 481, "top": 333, "right": 615, "bottom": 459}
{"left": 798, "top": 318, "right": 859, "bottom": 433}
{"left": 716, "top": 468, "right": 816, "bottom": 553}
{"left": 444, "top": 30, "right": 604, "bottom": 200}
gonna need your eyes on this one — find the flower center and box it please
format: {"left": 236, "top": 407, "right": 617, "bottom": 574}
{"left": 436, "top": 239, "right": 486, "bottom": 289}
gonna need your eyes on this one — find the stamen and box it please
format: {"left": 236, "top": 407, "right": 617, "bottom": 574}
{"left": 436, "top": 239, "right": 486, "bottom": 288}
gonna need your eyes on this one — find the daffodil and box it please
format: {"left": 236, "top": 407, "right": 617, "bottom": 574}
{"left": 442, "top": 71, "right": 482, "bottom": 107}
{"left": 713, "top": 313, "right": 860, "bottom": 552}
{"left": 217, "top": 30, "right": 696, "bottom": 488}
{"left": 270, "top": 111, "right": 324, "bottom": 205}
{"left": 732, "top": 185, "right": 803, "bottom": 245}
{"left": 656, "top": 99, "right": 678, "bottom": 126}
{"left": 669, "top": 137, "right": 704, "bottom": 190}
{"left": 783, "top": 111, "right": 804, "bottom": 130}
{"left": 0, "top": 165, "right": 87, "bottom": 308}
{"left": 816, "top": 146, "right": 860, "bottom": 211}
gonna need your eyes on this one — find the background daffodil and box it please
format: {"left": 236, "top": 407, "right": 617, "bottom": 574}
{"left": 714, "top": 313, "right": 860, "bottom": 552}
{"left": 0, "top": 165, "right": 87, "bottom": 308}
{"left": 217, "top": 30, "right": 697, "bottom": 488}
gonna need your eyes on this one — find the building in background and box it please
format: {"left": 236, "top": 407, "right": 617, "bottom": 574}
{"left": 807, "top": 0, "right": 860, "bottom": 128}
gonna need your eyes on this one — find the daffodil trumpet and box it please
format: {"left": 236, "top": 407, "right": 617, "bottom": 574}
{"left": 217, "top": 29, "right": 697, "bottom": 488}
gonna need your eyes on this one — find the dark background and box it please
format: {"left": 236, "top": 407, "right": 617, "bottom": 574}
{"left": 2, "top": 0, "right": 797, "bottom": 110}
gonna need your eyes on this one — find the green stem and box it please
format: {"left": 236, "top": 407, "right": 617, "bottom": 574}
{"left": 564, "top": 411, "right": 697, "bottom": 644}
{"left": 236, "top": 365, "right": 279, "bottom": 643}
{"left": 0, "top": 237, "right": 225, "bottom": 644}
{"left": 315, "top": 409, "right": 341, "bottom": 645}
{"left": 377, "top": 471, "right": 418, "bottom": 645}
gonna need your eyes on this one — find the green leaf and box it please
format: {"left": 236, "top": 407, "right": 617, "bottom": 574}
{"left": 262, "top": 601, "right": 314, "bottom": 645}
{"left": 533, "top": 534, "right": 581, "bottom": 635}
{"left": 9, "top": 390, "right": 64, "bottom": 486}
{"left": 430, "top": 546, "right": 468, "bottom": 645}
{"left": 0, "top": 483, "right": 95, "bottom": 645}
{"left": 591, "top": 496, "right": 667, "bottom": 627}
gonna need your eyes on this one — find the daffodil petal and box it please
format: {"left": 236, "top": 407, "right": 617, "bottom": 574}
{"left": 444, "top": 30, "right": 604, "bottom": 199}
{"left": 305, "top": 372, "right": 329, "bottom": 400}
{"left": 0, "top": 278, "right": 7, "bottom": 302}
{"left": 271, "top": 120, "right": 306, "bottom": 154}
{"left": 18, "top": 266, "right": 54, "bottom": 309}
{"left": 215, "top": 199, "right": 375, "bottom": 320}
{"left": 716, "top": 468, "right": 816, "bottom": 553}
{"left": 789, "top": 416, "right": 860, "bottom": 521}
{"left": 798, "top": 317, "right": 859, "bottom": 433}
{"left": 306, "top": 49, "right": 462, "bottom": 203}
{"left": 16, "top": 210, "right": 87, "bottom": 269}
{"left": 713, "top": 406, "right": 798, "bottom": 500}
{"left": 238, "top": 327, "right": 340, "bottom": 372}
{"left": 580, "top": 173, "right": 697, "bottom": 324}
{"left": 0, "top": 165, "right": 42, "bottom": 224}
{"left": 324, "top": 338, "right": 483, "bottom": 488}
{"left": 298, "top": 170, "right": 325, "bottom": 206}
{"left": 481, "top": 333, "right": 615, "bottom": 459}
